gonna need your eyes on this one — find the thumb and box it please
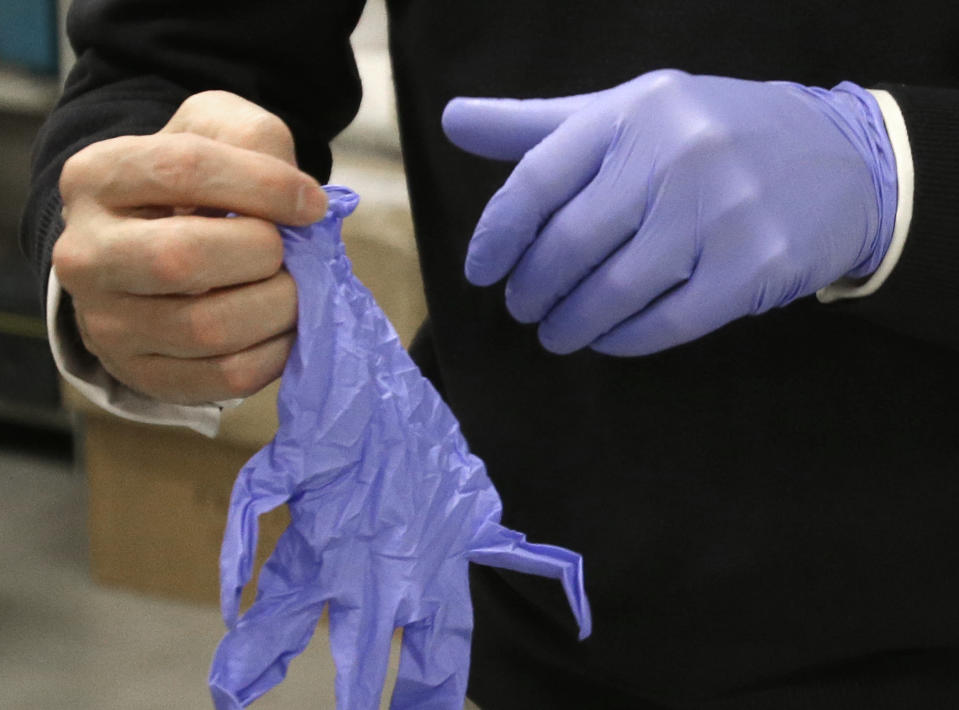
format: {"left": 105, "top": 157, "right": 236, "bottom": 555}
{"left": 442, "top": 92, "right": 598, "bottom": 160}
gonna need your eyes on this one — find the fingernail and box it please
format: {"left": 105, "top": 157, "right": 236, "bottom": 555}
{"left": 296, "top": 183, "right": 327, "bottom": 221}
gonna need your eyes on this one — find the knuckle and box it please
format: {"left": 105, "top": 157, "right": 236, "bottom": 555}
{"left": 756, "top": 233, "right": 794, "bottom": 280}
{"left": 59, "top": 153, "right": 87, "bottom": 201}
{"left": 728, "top": 178, "right": 763, "bottom": 214}
{"left": 685, "top": 121, "right": 735, "bottom": 154}
{"left": 144, "top": 233, "right": 194, "bottom": 289}
{"left": 59, "top": 144, "right": 105, "bottom": 202}
{"left": 177, "top": 91, "right": 297, "bottom": 161}
{"left": 548, "top": 212, "right": 594, "bottom": 262}
{"left": 603, "top": 264, "right": 642, "bottom": 305}
{"left": 175, "top": 90, "right": 249, "bottom": 128}
{"left": 51, "top": 230, "right": 94, "bottom": 285}
{"left": 239, "top": 112, "right": 294, "bottom": 150}
{"left": 511, "top": 158, "right": 540, "bottom": 189}
{"left": 180, "top": 90, "right": 225, "bottom": 112}
{"left": 654, "top": 308, "right": 692, "bottom": 346}
{"left": 645, "top": 68, "right": 693, "bottom": 99}
{"left": 510, "top": 160, "right": 555, "bottom": 207}
{"left": 216, "top": 355, "right": 263, "bottom": 399}
{"left": 78, "top": 309, "right": 119, "bottom": 352}
{"left": 73, "top": 309, "right": 98, "bottom": 352}
{"left": 664, "top": 123, "right": 737, "bottom": 184}
{"left": 601, "top": 209, "right": 641, "bottom": 244}
{"left": 580, "top": 198, "right": 640, "bottom": 251}
{"left": 62, "top": 136, "right": 145, "bottom": 201}
{"left": 122, "top": 360, "right": 171, "bottom": 401}
{"left": 254, "top": 220, "right": 286, "bottom": 273}
{"left": 228, "top": 218, "right": 285, "bottom": 276}
{"left": 148, "top": 135, "right": 203, "bottom": 194}
{"left": 182, "top": 302, "right": 229, "bottom": 353}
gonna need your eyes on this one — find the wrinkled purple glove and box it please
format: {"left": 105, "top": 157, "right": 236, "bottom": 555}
{"left": 442, "top": 69, "right": 898, "bottom": 355}
{"left": 208, "top": 187, "right": 590, "bottom": 710}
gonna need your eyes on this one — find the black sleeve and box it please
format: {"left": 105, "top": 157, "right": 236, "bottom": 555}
{"left": 19, "top": 0, "right": 367, "bottom": 306}
{"left": 825, "top": 84, "right": 959, "bottom": 350}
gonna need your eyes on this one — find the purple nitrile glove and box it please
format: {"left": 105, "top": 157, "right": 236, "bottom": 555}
{"left": 208, "top": 187, "right": 590, "bottom": 710}
{"left": 442, "top": 69, "right": 898, "bottom": 355}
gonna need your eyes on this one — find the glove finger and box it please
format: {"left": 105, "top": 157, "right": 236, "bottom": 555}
{"left": 209, "top": 600, "right": 327, "bottom": 709}
{"left": 468, "top": 523, "right": 591, "bottom": 640}
{"left": 220, "top": 442, "right": 289, "bottom": 627}
{"left": 463, "top": 108, "right": 615, "bottom": 287}
{"left": 590, "top": 263, "right": 755, "bottom": 356}
{"left": 390, "top": 601, "right": 474, "bottom": 710}
{"left": 220, "top": 445, "right": 292, "bottom": 627}
{"left": 327, "top": 598, "right": 398, "bottom": 710}
{"left": 442, "top": 93, "right": 600, "bottom": 161}
{"left": 535, "top": 209, "right": 699, "bottom": 353}
{"left": 588, "top": 202, "right": 799, "bottom": 356}
{"left": 502, "top": 145, "right": 657, "bottom": 324}
{"left": 209, "top": 530, "right": 330, "bottom": 709}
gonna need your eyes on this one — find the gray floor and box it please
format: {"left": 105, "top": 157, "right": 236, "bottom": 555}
{"left": 0, "top": 429, "right": 480, "bottom": 709}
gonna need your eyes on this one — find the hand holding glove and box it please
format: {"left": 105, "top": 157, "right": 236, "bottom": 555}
{"left": 53, "top": 91, "right": 323, "bottom": 403}
{"left": 442, "top": 70, "right": 898, "bottom": 355}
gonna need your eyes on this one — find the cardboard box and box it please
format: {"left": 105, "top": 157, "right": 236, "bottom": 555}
{"left": 69, "top": 184, "right": 426, "bottom": 605}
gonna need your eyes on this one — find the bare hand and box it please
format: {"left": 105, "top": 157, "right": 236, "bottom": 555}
{"left": 53, "top": 91, "right": 327, "bottom": 404}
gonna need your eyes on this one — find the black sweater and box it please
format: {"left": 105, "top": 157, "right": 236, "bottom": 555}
{"left": 22, "top": 2, "right": 959, "bottom": 708}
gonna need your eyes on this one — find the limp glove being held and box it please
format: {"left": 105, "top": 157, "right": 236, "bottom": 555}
{"left": 442, "top": 70, "right": 899, "bottom": 355}
{"left": 208, "top": 187, "right": 591, "bottom": 709}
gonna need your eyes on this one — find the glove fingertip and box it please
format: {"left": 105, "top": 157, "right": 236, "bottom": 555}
{"left": 574, "top": 586, "right": 593, "bottom": 640}
{"left": 441, "top": 98, "right": 495, "bottom": 153}
{"left": 220, "top": 586, "right": 243, "bottom": 629}
{"left": 440, "top": 97, "right": 473, "bottom": 138}
{"left": 209, "top": 681, "right": 244, "bottom": 710}
{"left": 465, "top": 248, "right": 505, "bottom": 287}
{"left": 536, "top": 320, "right": 582, "bottom": 355}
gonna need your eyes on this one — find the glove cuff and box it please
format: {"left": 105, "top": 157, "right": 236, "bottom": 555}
{"left": 817, "top": 89, "right": 914, "bottom": 303}
{"left": 827, "top": 81, "right": 901, "bottom": 280}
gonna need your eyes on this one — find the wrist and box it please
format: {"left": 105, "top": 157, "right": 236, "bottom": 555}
{"left": 827, "top": 81, "right": 900, "bottom": 280}
{"left": 817, "top": 88, "right": 914, "bottom": 303}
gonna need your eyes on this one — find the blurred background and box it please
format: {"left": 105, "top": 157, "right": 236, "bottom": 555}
{"left": 0, "top": 1, "right": 444, "bottom": 707}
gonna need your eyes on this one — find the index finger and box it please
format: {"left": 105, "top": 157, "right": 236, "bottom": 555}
{"left": 464, "top": 110, "right": 611, "bottom": 286}
{"left": 69, "top": 133, "right": 327, "bottom": 226}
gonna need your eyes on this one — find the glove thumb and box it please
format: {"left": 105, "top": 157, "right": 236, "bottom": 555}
{"left": 442, "top": 93, "right": 597, "bottom": 160}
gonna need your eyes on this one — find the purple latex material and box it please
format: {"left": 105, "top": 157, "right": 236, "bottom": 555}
{"left": 208, "top": 187, "right": 591, "bottom": 709}
{"left": 442, "top": 70, "right": 899, "bottom": 356}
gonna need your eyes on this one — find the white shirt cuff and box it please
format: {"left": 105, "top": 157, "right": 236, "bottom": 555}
{"left": 47, "top": 267, "right": 239, "bottom": 437}
{"left": 817, "top": 89, "right": 916, "bottom": 304}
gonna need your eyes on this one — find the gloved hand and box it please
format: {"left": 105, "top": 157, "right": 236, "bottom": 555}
{"left": 208, "top": 187, "right": 590, "bottom": 710}
{"left": 442, "top": 69, "right": 898, "bottom": 355}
